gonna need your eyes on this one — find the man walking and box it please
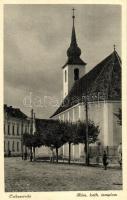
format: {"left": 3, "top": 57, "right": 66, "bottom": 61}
{"left": 102, "top": 151, "right": 108, "bottom": 170}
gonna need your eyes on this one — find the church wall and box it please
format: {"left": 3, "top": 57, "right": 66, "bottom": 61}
{"left": 79, "top": 102, "right": 105, "bottom": 145}
{"left": 112, "top": 102, "right": 122, "bottom": 146}
{"left": 37, "top": 101, "right": 121, "bottom": 160}
{"left": 103, "top": 102, "right": 121, "bottom": 146}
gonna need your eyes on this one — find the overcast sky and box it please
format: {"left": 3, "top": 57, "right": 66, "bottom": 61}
{"left": 4, "top": 4, "right": 121, "bottom": 119}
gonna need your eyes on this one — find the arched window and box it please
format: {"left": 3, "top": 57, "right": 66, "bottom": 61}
{"left": 74, "top": 68, "right": 79, "bottom": 81}
{"left": 65, "top": 70, "right": 67, "bottom": 82}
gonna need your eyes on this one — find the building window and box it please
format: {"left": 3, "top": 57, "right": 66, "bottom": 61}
{"left": 17, "top": 124, "right": 19, "bottom": 135}
{"left": 8, "top": 124, "right": 10, "bottom": 135}
{"left": 12, "top": 141, "right": 15, "bottom": 152}
{"left": 25, "top": 125, "right": 27, "bottom": 133}
{"left": 4, "top": 141, "right": 6, "bottom": 152}
{"left": 17, "top": 142, "right": 19, "bottom": 152}
{"left": 12, "top": 124, "right": 15, "bottom": 135}
{"left": 21, "top": 123, "right": 23, "bottom": 134}
{"left": 8, "top": 141, "right": 10, "bottom": 151}
{"left": 27, "top": 124, "right": 29, "bottom": 133}
{"left": 4, "top": 123, "right": 5, "bottom": 135}
{"left": 65, "top": 70, "right": 67, "bottom": 82}
{"left": 74, "top": 68, "right": 79, "bottom": 81}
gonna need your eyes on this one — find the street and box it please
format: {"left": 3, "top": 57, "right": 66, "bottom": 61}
{"left": 4, "top": 157, "right": 122, "bottom": 192}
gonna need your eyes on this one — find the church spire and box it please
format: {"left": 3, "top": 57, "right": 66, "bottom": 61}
{"left": 64, "top": 8, "right": 86, "bottom": 67}
{"left": 71, "top": 8, "right": 77, "bottom": 46}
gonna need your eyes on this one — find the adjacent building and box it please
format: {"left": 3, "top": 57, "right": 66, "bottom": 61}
{"left": 4, "top": 104, "right": 30, "bottom": 156}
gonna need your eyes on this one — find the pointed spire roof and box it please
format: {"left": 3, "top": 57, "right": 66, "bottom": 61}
{"left": 62, "top": 9, "right": 86, "bottom": 68}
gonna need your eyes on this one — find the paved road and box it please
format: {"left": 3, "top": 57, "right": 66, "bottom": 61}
{"left": 4, "top": 157, "right": 122, "bottom": 192}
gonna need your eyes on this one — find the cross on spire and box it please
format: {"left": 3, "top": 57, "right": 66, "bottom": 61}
{"left": 72, "top": 8, "right": 75, "bottom": 26}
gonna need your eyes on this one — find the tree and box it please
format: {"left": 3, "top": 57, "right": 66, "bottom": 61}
{"left": 40, "top": 120, "right": 66, "bottom": 163}
{"left": 76, "top": 120, "right": 100, "bottom": 164}
{"left": 32, "top": 133, "right": 43, "bottom": 160}
{"left": 62, "top": 121, "right": 77, "bottom": 164}
{"left": 23, "top": 133, "right": 43, "bottom": 161}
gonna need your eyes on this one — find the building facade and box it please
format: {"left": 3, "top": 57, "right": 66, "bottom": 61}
{"left": 4, "top": 105, "right": 30, "bottom": 156}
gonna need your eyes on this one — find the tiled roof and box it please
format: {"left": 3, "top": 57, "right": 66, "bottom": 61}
{"left": 51, "top": 50, "right": 121, "bottom": 118}
{"left": 4, "top": 105, "right": 28, "bottom": 119}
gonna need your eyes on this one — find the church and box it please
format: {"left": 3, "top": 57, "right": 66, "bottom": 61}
{"left": 49, "top": 10, "right": 121, "bottom": 160}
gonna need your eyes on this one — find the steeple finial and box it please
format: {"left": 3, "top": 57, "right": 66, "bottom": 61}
{"left": 72, "top": 8, "right": 75, "bottom": 26}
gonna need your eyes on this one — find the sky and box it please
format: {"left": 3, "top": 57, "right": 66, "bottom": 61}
{"left": 4, "top": 4, "right": 121, "bottom": 119}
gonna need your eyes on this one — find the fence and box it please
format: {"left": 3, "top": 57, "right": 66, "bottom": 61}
{"left": 88, "top": 145, "right": 120, "bottom": 164}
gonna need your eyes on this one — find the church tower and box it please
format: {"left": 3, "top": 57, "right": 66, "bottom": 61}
{"left": 62, "top": 9, "right": 86, "bottom": 98}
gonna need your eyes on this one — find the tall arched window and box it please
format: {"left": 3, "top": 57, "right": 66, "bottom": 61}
{"left": 74, "top": 68, "right": 79, "bottom": 81}
{"left": 65, "top": 70, "right": 67, "bottom": 82}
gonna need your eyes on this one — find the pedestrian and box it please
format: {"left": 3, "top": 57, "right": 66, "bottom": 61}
{"left": 24, "top": 151, "right": 28, "bottom": 160}
{"left": 8, "top": 150, "right": 11, "bottom": 157}
{"left": 30, "top": 152, "right": 33, "bottom": 162}
{"left": 102, "top": 151, "right": 108, "bottom": 170}
{"left": 117, "top": 143, "right": 122, "bottom": 167}
{"left": 50, "top": 147, "right": 54, "bottom": 163}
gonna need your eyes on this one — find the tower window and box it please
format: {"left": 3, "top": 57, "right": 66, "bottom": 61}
{"left": 65, "top": 70, "right": 67, "bottom": 82}
{"left": 74, "top": 68, "right": 79, "bottom": 81}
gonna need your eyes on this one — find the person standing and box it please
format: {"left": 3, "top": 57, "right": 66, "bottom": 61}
{"left": 102, "top": 151, "right": 108, "bottom": 170}
{"left": 117, "top": 143, "right": 122, "bottom": 167}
